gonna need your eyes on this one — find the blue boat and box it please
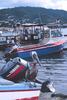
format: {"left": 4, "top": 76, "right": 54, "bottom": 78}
{"left": 5, "top": 25, "right": 65, "bottom": 59}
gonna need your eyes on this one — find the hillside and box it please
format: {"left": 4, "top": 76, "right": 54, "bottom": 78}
{"left": 0, "top": 6, "right": 67, "bottom": 26}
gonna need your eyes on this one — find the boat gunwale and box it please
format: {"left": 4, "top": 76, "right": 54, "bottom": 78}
{"left": 14, "top": 40, "right": 65, "bottom": 52}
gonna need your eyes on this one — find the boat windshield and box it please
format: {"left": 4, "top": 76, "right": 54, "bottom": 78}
{"left": 51, "top": 30, "right": 62, "bottom": 37}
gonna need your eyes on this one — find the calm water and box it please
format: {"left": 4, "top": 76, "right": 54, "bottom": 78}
{"left": 0, "top": 28, "right": 67, "bottom": 99}
{"left": 37, "top": 50, "right": 67, "bottom": 94}
{"left": 37, "top": 28, "right": 67, "bottom": 94}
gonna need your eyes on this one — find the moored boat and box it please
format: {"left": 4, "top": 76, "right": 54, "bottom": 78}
{"left": 0, "top": 79, "right": 55, "bottom": 100}
{"left": 5, "top": 24, "right": 65, "bottom": 59}
{"left": 0, "top": 30, "right": 20, "bottom": 50}
{"left": 0, "top": 81, "right": 41, "bottom": 100}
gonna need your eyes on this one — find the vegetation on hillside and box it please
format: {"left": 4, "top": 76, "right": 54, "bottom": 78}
{"left": 0, "top": 6, "right": 67, "bottom": 26}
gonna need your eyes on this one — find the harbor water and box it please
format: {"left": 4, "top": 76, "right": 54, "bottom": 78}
{"left": 36, "top": 28, "right": 67, "bottom": 100}
{"left": 0, "top": 28, "right": 67, "bottom": 99}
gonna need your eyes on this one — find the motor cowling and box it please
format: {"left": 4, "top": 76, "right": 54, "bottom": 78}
{"left": 1, "top": 57, "right": 37, "bottom": 83}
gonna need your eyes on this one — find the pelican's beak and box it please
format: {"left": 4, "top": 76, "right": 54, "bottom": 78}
{"left": 47, "top": 82, "right": 55, "bottom": 93}
{"left": 35, "top": 56, "right": 41, "bottom": 67}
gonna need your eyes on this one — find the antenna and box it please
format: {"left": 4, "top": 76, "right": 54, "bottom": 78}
{"left": 39, "top": 13, "right": 43, "bottom": 24}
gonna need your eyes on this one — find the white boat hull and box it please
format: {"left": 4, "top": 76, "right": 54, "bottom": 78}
{"left": 0, "top": 82, "right": 41, "bottom": 100}
{"left": 0, "top": 90, "right": 40, "bottom": 100}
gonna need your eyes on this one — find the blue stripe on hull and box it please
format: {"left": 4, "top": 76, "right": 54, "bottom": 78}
{"left": 14, "top": 44, "right": 63, "bottom": 59}
{"left": 0, "top": 82, "right": 41, "bottom": 91}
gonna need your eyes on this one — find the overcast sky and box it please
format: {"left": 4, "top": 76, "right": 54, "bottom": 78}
{"left": 0, "top": 0, "right": 67, "bottom": 11}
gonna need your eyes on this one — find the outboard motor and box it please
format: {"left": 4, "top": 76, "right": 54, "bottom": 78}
{"left": 1, "top": 51, "right": 41, "bottom": 83}
{"left": 1, "top": 57, "right": 30, "bottom": 82}
{"left": 1, "top": 56, "right": 39, "bottom": 82}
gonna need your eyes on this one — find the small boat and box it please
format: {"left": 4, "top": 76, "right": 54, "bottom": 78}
{"left": 5, "top": 24, "right": 65, "bottom": 59}
{"left": 0, "top": 30, "right": 20, "bottom": 50}
{"left": 0, "top": 78, "right": 55, "bottom": 100}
